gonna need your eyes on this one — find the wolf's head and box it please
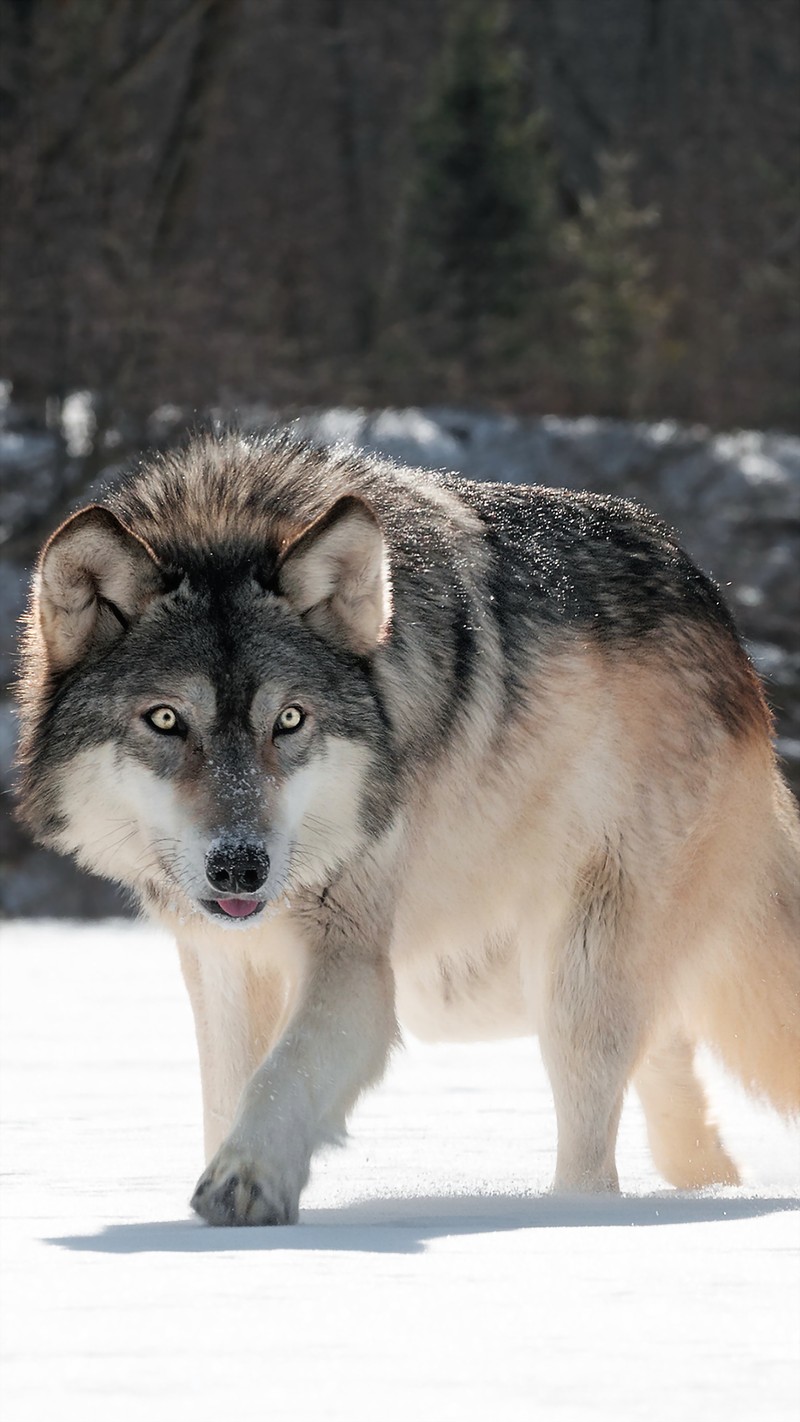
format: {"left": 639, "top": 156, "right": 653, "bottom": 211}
{"left": 17, "top": 488, "right": 396, "bottom": 926}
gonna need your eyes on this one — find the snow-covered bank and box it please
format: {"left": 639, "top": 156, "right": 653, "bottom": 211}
{"left": 1, "top": 922, "right": 798, "bottom": 1421}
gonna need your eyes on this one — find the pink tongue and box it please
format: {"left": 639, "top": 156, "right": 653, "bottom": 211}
{"left": 216, "top": 898, "right": 260, "bottom": 918}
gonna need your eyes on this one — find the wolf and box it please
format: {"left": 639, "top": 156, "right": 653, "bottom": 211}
{"left": 15, "top": 431, "right": 800, "bottom": 1224}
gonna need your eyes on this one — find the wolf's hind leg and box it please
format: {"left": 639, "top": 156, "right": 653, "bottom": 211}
{"left": 535, "top": 852, "right": 650, "bottom": 1193}
{"left": 538, "top": 996, "right": 637, "bottom": 1194}
{"left": 635, "top": 1029, "right": 740, "bottom": 1188}
{"left": 537, "top": 960, "right": 642, "bottom": 1191}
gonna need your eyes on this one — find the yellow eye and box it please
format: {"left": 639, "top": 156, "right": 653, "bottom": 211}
{"left": 275, "top": 705, "right": 305, "bottom": 735}
{"left": 145, "top": 705, "right": 181, "bottom": 734}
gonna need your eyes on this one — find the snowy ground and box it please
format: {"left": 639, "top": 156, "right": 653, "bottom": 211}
{"left": 1, "top": 922, "right": 798, "bottom": 1422}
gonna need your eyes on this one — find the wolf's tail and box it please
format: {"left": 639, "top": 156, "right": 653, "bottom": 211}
{"left": 690, "top": 768, "right": 800, "bottom": 1114}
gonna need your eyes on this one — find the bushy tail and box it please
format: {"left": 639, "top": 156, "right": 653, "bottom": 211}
{"left": 696, "top": 772, "right": 800, "bottom": 1114}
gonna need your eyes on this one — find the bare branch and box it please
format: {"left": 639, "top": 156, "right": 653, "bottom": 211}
{"left": 39, "top": 0, "right": 214, "bottom": 171}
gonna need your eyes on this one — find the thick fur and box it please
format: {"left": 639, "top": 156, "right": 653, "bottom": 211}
{"left": 15, "top": 432, "right": 800, "bottom": 1223}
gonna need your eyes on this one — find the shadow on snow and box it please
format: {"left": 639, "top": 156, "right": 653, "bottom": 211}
{"left": 48, "top": 1191, "right": 799, "bottom": 1257}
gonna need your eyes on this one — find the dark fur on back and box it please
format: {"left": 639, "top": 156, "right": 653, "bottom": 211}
{"left": 110, "top": 431, "right": 768, "bottom": 733}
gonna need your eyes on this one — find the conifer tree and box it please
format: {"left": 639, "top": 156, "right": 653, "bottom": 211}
{"left": 405, "top": 0, "right": 557, "bottom": 392}
{"left": 568, "top": 153, "right": 669, "bottom": 417}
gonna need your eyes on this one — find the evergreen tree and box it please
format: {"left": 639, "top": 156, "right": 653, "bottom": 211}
{"left": 404, "top": 0, "right": 557, "bottom": 392}
{"left": 568, "top": 153, "right": 670, "bottom": 417}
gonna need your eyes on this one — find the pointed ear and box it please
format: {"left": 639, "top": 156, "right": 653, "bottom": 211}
{"left": 37, "top": 506, "right": 165, "bottom": 671}
{"left": 278, "top": 496, "right": 392, "bottom": 655}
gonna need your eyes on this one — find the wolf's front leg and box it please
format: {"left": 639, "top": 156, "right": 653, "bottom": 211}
{"left": 191, "top": 938, "right": 396, "bottom": 1225}
{"left": 178, "top": 941, "right": 290, "bottom": 1160}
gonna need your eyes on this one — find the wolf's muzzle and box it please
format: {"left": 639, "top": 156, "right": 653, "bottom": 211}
{"left": 205, "top": 842, "right": 270, "bottom": 895}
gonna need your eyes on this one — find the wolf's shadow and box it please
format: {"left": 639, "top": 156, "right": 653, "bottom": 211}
{"left": 48, "top": 1191, "right": 799, "bottom": 1257}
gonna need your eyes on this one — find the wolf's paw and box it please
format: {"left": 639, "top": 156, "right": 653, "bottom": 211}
{"left": 191, "top": 1143, "right": 299, "bottom": 1226}
{"left": 662, "top": 1134, "right": 742, "bottom": 1191}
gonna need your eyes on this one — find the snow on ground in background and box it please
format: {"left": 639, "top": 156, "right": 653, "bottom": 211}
{"left": 1, "top": 922, "right": 798, "bottom": 1422}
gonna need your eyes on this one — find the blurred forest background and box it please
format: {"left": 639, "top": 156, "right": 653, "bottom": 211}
{"left": 1, "top": 0, "right": 799, "bottom": 915}
{"left": 2, "top": 0, "right": 799, "bottom": 429}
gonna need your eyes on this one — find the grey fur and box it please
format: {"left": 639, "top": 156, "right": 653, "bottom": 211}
{"left": 14, "top": 432, "right": 800, "bottom": 1222}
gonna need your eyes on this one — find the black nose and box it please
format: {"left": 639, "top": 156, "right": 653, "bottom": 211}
{"left": 205, "top": 842, "right": 270, "bottom": 894}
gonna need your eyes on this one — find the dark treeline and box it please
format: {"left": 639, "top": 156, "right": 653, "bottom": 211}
{"left": 1, "top": 0, "right": 798, "bottom": 429}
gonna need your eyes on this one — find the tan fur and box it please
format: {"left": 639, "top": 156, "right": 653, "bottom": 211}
{"left": 15, "top": 434, "right": 799, "bottom": 1221}
{"left": 675, "top": 765, "right": 800, "bottom": 1113}
{"left": 177, "top": 938, "right": 297, "bottom": 1159}
{"left": 174, "top": 645, "right": 798, "bottom": 1200}
{"left": 635, "top": 1031, "right": 741, "bottom": 1187}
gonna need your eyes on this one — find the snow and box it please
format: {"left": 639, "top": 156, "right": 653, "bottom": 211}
{"left": 1, "top": 922, "right": 798, "bottom": 1422}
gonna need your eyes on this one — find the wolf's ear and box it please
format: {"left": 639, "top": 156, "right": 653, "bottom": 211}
{"left": 278, "top": 496, "right": 392, "bottom": 655}
{"left": 37, "top": 506, "right": 165, "bottom": 671}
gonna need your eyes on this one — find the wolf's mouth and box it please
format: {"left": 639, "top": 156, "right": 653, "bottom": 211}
{"left": 201, "top": 898, "right": 265, "bottom": 921}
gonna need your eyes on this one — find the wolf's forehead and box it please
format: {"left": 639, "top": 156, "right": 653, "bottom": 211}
{"left": 143, "top": 669, "right": 294, "bottom": 721}
{"left": 155, "top": 675, "right": 217, "bottom": 716}
{"left": 144, "top": 585, "right": 306, "bottom": 686}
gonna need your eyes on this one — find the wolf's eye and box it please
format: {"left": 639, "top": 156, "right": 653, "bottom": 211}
{"left": 144, "top": 705, "right": 184, "bottom": 735}
{"left": 274, "top": 705, "right": 305, "bottom": 736}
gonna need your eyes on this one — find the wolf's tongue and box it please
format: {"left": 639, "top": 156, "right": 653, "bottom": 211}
{"left": 216, "top": 898, "right": 260, "bottom": 918}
